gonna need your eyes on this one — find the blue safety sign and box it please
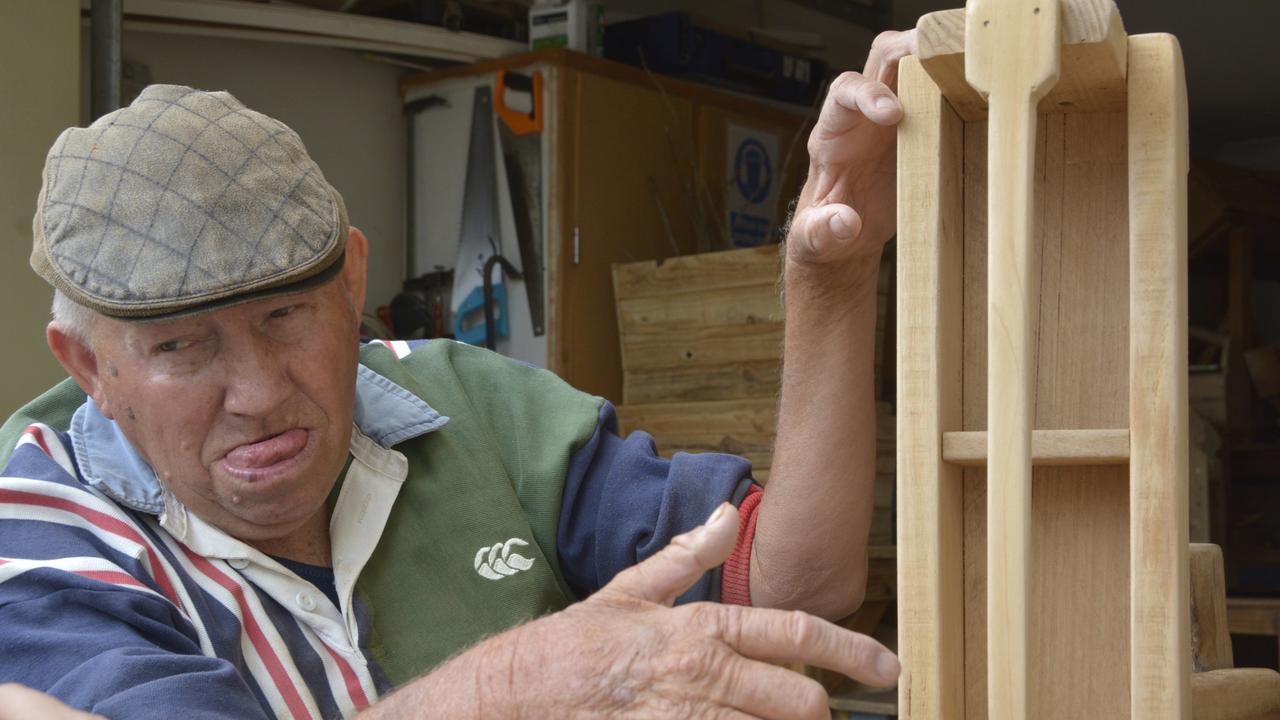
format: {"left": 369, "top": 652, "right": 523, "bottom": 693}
{"left": 734, "top": 138, "right": 772, "bottom": 204}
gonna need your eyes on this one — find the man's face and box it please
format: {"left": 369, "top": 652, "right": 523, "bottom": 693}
{"left": 85, "top": 278, "right": 361, "bottom": 548}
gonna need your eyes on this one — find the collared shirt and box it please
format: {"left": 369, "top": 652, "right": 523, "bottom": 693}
{"left": 0, "top": 341, "right": 757, "bottom": 718}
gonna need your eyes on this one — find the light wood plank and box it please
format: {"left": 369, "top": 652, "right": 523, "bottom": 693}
{"left": 966, "top": 2, "right": 1061, "bottom": 716}
{"left": 918, "top": 0, "right": 1126, "bottom": 121}
{"left": 961, "top": 96, "right": 1132, "bottom": 720}
{"left": 623, "top": 360, "right": 782, "bottom": 405}
{"left": 611, "top": 245, "right": 780, "bottom": 301}
{"left": 1030, "top": 466, "right": 1131, "bottom": 714}
{"left": 1128, "top": 32, "right": 1191, "bottom": 720}
{"left": 1226, "top": 598, "right": 1280, "bottom": 637}
{"left": 1190, "top": 669, "right": 1280, "bottom": 720}
{"left": 895, "top": 56, "right": 966, "bottom": 720}
{"left": 942, "top": 428, "right": 1129, "bottom": 466}
{"left": 1189, "top": 543, "right": 1233, "bottom": 672}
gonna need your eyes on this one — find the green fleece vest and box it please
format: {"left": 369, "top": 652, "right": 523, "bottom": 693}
{"left": 0, "top": 342, "right": 605, "bottom": 687}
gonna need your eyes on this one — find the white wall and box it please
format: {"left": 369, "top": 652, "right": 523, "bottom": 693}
{"left": 0, "top": 0, "right": 80, "bottom": 417}
{"left": 78, "top": 29, "right": 411, "bottom": 322}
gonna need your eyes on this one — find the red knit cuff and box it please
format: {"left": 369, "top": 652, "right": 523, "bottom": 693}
{"left": 721, "top": 485, "right": 763, "bottom": 606}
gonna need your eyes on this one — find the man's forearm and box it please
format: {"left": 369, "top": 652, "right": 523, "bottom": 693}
{"left": 358, "top": 638, "right": 508, "bottom": 720}
{"left": 749, "top": 248, "right": 882, "bottom": 619}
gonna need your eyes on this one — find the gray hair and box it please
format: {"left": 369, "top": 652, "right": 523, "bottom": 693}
{"left": 51, "top": 288, "right": 99, "bottom": 348}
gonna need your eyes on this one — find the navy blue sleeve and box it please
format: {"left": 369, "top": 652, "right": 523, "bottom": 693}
{"left": 0, "top": 573, "right": 269, "bottom": 719}
{"left": 557, "top": 401, "right": 755, "bottom": 604}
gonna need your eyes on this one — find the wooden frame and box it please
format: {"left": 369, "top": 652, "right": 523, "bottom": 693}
{"left": 896, "top": 1, "right": 1189, "bottom": 717}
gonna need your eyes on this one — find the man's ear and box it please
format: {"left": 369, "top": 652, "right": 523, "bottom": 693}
{"left": 342, "top": 226, "right": 370, "bottom": 322}
{"left": 46, "top": 324, "right": 114, "bottom": 419}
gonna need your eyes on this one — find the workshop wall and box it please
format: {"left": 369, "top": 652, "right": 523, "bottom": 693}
{"left": 76, "top": 30, "right": 410, "bottom": 323}
{"left": 0, "top": 0, "right": 80, "bottom": 418}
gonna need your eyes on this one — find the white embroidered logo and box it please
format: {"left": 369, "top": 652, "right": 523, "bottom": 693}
{"left": 474, "top": 538, "right": 535, "bottom": 580}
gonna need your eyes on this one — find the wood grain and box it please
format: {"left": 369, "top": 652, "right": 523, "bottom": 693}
{"left": 961, "top": 101, "right": 1132, "bottom": 720}
{"left": 942, "top": 428, "right": 1129, "bottom": 466}
{"left": 966, "top": 2, "right": 1061, "bottom": 714}
{"left": 1127, "top": 32, "right": 1191, "bottom": 720}
{"left": 918, "top": 0, "right": 1126, "bottom": 121}
{"left": 895, "top": 56, "right": 966, "bottom": 720}
{"left": 611, "top": 245, "right": 779, "bottom": 300}
{"left": 1190, "top": 669, "right": 1280, "bottom": 720}
{"left": 1189, "top": 543, "right": 1233, "bottom": 672}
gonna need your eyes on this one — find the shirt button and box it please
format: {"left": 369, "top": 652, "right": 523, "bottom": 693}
{"left": 228, "top": 558, "right": 249, "bottom": 570}
{"left": 296, "top": 591, "right": 317, "bottom": 612}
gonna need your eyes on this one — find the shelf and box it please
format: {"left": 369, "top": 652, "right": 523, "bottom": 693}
{"left": 83, "top": 0, "right": 524, "bottom": 64}
{"left": 941, "top": 429, "right": 1130, "bottom": 467}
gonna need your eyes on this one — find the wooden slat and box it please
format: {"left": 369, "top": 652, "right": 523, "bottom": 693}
{"left": 623, "top": 359, "right": 782, "bottom": 405}
{"left": 615, "top": 283, "right": 781, "bottom": 337}
{"left": 611, "top": 245, "right": 780, "bottom": 301}
{"left": 942, "top": 428, "right": 1129, "bottom": 466}
{"left": 1190, "top": 543, "right": 1233, "bottom": 672}
{"left": 1190, "top": 669, "right": 1280, "bottom": 720}
{"left": 917, "top": 0, "right": 1127, "bottom": 121}
{"left": 618, "top": 316, "right": 785, "bottom": 371}
{"left": 615, "top": 398, "right": 777, "bottom": 469}
{"left": 1128, "top": 32, "right": 1191, "bottom": 720}
{"left": 895, "top": 55, "right": 966, "bottom": 720}
{"left": 1226, "top": 598, "right": 1280, "bottom": 637}
{"left": 966, "top": 2, "right": 1062, "bottom": 714}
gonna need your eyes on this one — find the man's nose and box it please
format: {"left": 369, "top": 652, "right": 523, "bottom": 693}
{"left": 221, "top": 339, "right": 293, "bottom": 417}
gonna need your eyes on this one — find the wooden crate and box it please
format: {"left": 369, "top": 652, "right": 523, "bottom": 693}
{"left": 612, "top": 245, "right": 894, "bottom": 406}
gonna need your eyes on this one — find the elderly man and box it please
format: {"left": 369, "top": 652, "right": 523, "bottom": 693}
{"left": 0, "top": 30, "right": 915, "bottom": 720}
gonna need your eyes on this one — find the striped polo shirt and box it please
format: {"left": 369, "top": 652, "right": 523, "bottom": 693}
{"left": 0, "top": 340, "right": 759, "bottom": 718}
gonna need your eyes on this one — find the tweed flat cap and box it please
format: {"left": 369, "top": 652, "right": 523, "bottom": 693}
{"left": 32, "top": 84, "right": 348, "bottom": 320}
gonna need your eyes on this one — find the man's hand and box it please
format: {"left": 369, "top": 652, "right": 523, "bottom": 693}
{"left": 787, "top": 30, "right": 918, "bottom": 284}
{"left": 0, "top": 684, "right": 105, "bottom": 720}
{"left": 364, "top": 504, "right": 900, "bottom": 719}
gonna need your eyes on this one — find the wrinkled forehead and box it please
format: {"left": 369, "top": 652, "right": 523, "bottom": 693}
{"left": 101, "top": 274, "right": 345, "bottom": 349}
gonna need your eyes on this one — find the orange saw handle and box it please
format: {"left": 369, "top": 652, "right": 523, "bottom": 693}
{"left": 496, "top": 69, "right": 543, "bottom": 136}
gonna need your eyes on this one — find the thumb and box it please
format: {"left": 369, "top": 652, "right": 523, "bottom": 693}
{"left": 787, "top": 203, "right": 866, "bottom": 266}
{"left": 601, "top": 503, "right": 740, "bottom": 606}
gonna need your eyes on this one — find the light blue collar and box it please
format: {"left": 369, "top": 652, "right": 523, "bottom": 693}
{"left": 69, "top": 363, "right": 449, "bottom": 515}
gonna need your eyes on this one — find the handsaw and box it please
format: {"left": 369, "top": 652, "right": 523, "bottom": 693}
{"left": 496, "top": 69, "right": 546, "bottom": 337}
{"left": 965, "top": 0, "right": 1061, "bottom": 717}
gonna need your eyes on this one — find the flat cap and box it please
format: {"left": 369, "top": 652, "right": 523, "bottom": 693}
{"left": 32, "top": 84, "right": 348, "bottom": 320}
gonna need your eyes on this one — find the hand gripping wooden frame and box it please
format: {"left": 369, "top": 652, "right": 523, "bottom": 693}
{"left": 896, "top": 0, "right": 1189, "bottom": 718}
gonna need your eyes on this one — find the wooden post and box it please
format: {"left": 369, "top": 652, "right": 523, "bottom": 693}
{"left": 1127, "top": 32, "right": 1190, "bottom": 719}
{"left": 896, "top": 54, "right": 965, "bottom": 720}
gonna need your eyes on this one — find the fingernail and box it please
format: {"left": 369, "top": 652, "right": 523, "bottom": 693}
{"left": 876, "top": 652, "right": 902, "bottom": 682}
{"left": 706, "top": 503, "right": 730, "bottom": 525}
{"left": 829, "top": 213, "right": 853, "bottom": 238}
{"left": 875, "top": 96, "right": 896, "bottom": 113}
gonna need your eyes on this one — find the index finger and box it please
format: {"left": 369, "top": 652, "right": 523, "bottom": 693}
{"left": 862, "top": 29, "right": 918, "bottom": 90}
{"left": 721, "top": 607, "right": 901, "bottom": 688}
{"left": 816, "top": 71, "right": 900, "bottom": 134}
